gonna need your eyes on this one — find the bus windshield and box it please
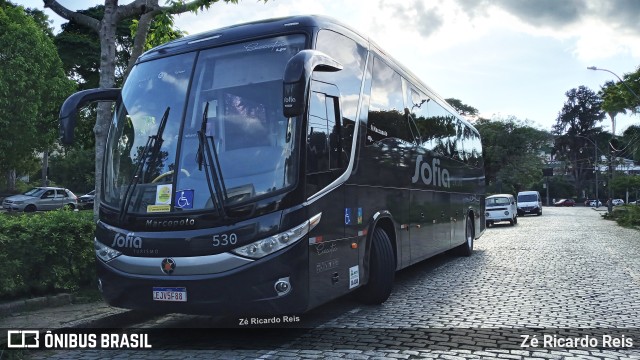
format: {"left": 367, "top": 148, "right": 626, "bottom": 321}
{"left": 103, "top": 34, "right": 306, "bottom": 215}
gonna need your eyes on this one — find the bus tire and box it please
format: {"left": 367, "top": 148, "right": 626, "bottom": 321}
{"left": 356, "top": 227, "right": 395, "bottom": 305}
{"left": 457, "top": 215, "right": 474, "bottom": 256}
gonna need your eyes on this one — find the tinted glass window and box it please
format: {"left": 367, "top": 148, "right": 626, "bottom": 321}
{"left": 306, "top": 90, "right": 343, "bottom": 197}
{"left": 315, "top": 30, "right": 367, "bottom": 164}
{"left": 518, "top": 194, "right": 538, "bottom": 202}
{"left": 367, "top": 57, "right": 412, "bottom": 145}
{"left": 307, "top": 91, "right": 329, "bottom": 173}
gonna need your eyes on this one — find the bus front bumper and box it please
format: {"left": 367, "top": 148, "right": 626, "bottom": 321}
{"left": 96, "top": 240, "right": 309, "bottom": 316}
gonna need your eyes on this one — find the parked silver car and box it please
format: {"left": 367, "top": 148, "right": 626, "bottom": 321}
{"left": 2, "top": 187, "right": 78, "bottom": 212}
{"left": 77, "top": 190, "right": 95, "bottom": 209}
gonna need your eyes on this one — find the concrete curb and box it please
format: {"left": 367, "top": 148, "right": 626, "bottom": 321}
{"left": 0, "top": 293, "right": 74, "bottom": 318}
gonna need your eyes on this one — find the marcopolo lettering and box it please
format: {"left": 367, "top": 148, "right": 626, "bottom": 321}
{"left": 411, "top": 155, "right": 450, "bottom": 188}
{"left": 111, "top": 232, "right": 142, "bottom": 249}
{"left": 145, "top": 218, "right": 195, "bottom": 229}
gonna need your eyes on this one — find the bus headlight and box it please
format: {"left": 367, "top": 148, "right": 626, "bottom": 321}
{"left": 95, "top": 238, "right": 122, "bottom": 262}
{"left": 231, "top": 213, "right": 321, "bottom": 259}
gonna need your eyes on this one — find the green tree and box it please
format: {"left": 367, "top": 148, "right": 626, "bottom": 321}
{"left": 609, "top": 175, "right": 640, "bottom": 200}
{"left": 43, "top": 0, "right": 253, "bottom": 216}
{"left": 48, "top": 148, "right": 96, "bottom": 194}
{"left": 618, "top": 125, "right": 640, "bottom": 162}
{"left": 599, "top": 80, "right": 627, "bottom": 136}
{"left": 619, "top": 68, "right": 640, "bottom": 112}
{"left": 475, "top": 117, "right": 551, "bottom": 195}
{"left": 552, "top": 86, "right": 607, "bottom": 198}
{"left": 0, "top": 4, "right": 74, "bottom": 192}
{"left": 598, "top": 66, "right": 640, "bottom": 116}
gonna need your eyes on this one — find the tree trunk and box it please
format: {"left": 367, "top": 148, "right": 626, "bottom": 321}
{"left": 7, "top": 169, "right": 17, "bottom": 193}
{"left": 92, "top": 1, "right": 119, "bottom": 219}
{"left": 42, "top": 150, "right": 49, "bottom": 187}
{"left": 124, "top": 11, "right": 155, "bottom": 81}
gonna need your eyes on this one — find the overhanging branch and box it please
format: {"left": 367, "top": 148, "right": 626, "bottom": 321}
{"left": 43, "top": 0, "right": 100, "bottom": 31}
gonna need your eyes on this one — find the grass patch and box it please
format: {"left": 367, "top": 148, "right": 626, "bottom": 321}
{"left": 602, "top": 205, "right": 640, "bottom": 229}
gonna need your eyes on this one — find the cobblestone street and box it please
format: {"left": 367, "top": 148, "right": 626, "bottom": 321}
{"left": 17, "top": 206, "right": 640, "bottom": 358}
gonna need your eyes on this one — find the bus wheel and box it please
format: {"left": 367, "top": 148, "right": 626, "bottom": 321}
{"left": 457, "top": 215, "right": 474, "bottom": 256}
{"left": 356, "top": 228, "right": 395, "bottom": 305}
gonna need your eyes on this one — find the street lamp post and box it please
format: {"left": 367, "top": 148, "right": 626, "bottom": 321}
{"left": 587, "top": 66, "right": 640, "bottom": 137}
{"left": 587, "top": 66, "right": 640, "bottom": 102}
{"left": 584, "top": 66, "right": 635, "bottom": 213}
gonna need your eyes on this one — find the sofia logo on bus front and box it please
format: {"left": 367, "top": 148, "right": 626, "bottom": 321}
{"left": 411, "top": 155, "right": 451, "bottom": 188}
{"left": 111, "top": 232, "right": 142, "bottom": 249}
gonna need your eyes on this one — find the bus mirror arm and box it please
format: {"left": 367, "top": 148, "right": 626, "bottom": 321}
{"left": 282, "top": 50, "right": 342, "bottom": 118}
{"left": 59, "top": 88, "right": 121, "bottom": 144}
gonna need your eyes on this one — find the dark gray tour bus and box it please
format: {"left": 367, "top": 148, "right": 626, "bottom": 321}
{"left": 59, "top": 15, "right": 486, "bottom": 315}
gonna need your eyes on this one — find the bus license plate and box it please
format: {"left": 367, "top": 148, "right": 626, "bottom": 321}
{"left": 153, "top": 287, "right": 187, "bottom": 302}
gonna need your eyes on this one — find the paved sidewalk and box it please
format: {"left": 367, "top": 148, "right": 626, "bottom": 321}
{"left": 0, "top": 300, "right": 127, "bottom": 331}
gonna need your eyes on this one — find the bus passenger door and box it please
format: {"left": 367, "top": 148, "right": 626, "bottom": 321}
{"left": 306, "top": 81, "right": 357, "bottom": 309}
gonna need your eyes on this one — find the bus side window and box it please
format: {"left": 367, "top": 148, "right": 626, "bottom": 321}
{"left": 326, "top": 95, "right": 343, "bottom": 169}
{"left": 307, "top": 91, "right": 329, "bottom": 173}
{"left": 306, "top": 91, "right": 343, "bottom": 197}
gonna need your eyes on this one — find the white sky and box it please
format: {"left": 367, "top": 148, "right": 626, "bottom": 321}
{"left": 17, "top": 0, "right": 640, "bottom": 134}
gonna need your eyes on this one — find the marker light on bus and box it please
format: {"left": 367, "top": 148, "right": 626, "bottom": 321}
{"left": 232, "top": 213, "right": 322, "bottom": 259}
{"left": 95, "top": 238, "right": 122, "bottom": 263}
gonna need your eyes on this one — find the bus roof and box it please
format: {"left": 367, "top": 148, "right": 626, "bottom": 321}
{"left": 137, "top": 15, "right": 366, "bottom": 63}
{"left": 136, "top": 14, "right": 477, "bottom": 134}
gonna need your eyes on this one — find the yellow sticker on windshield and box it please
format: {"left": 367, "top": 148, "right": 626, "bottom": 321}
{"left": 147, "top": 204, "right": 170, "bottom": 213}
{"left": 155, "top": 184, "right": 173, "bottom": 205}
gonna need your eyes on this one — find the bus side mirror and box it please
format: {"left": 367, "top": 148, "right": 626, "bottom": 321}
{"left": 59, "top": 88, "right": 120, "bottom": 145}
{"left": 283, "top": 50, "right": 342, "bottom": 118}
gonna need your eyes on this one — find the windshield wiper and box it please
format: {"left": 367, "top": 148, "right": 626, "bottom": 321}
{"left": 197, "top": 102, "right": 228, "bottom": 218}
{"left": 119, "top": 107, "right": 170, "bottom": 224}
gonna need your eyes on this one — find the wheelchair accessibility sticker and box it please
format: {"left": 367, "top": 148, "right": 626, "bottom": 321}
{"left": 345, "top": 207, "right": 363, "bottom": 225}
{"left": 175, "top": 189, "right": 194, "bottom": 209}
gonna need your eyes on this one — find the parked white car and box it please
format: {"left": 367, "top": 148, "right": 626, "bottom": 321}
{"left": 611, "top": 199, "right": 625, "bottom": 206}
{"left": 486, "top": 194, "right": 517, "bottom": 227}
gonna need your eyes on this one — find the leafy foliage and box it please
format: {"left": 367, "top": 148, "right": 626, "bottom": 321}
{"left": 600, "top": 66, "right": 640, "bottom": 116}
{"left": 602, "top": 204, "right": 640, "bottom": 229}
{"left": 130, "top": 11, "right": 187, "bottom": 52}
{"left": 475, "top": 116, "right": 551, "bottom": 195}
{"left": 49, "top": 148, "right": 96, "bottom": 194}
{"left": 0, "top": 5, "right": 75, "bottom": 191}
{"left": 609, "top": 174, "right": 640, "bottom": 199}
{"left": 552, "top": 86, "right": 608, "bottom": 199}
{"left": 618, "top": 125, "right": 640, "bottom": 162}
{"left": 0, "top": 210, "right": 96, "bottom": 299}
